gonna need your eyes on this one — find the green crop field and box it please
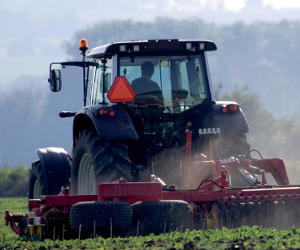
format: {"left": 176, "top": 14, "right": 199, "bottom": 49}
{"left": 1, "top": 197, "right": 300, "bottom": 249}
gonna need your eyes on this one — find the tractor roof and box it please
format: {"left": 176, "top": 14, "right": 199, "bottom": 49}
{"left": 86, "top": 39, "right": 217, "bottom": 58}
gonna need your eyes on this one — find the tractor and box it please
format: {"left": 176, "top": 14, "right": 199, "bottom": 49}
{"left": 30, "top": 39, "right": 250, "bottom": 197}
{"left": 5, "top": 39, "right": 300, "bottom": 240}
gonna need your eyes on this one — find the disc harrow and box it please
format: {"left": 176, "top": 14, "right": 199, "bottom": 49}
{"left": 205, "top": 196, "right": 300, "bottom": 229}
{"left": 5, "top": 157, "right": 300, "bottom": 239}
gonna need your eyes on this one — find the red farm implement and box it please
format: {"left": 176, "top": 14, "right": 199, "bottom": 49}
{"left": 5, "top": 157, "right": 300, "bottom": 240}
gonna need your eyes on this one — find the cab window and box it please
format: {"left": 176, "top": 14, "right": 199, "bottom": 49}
{"left": 119, "top": 54, "right": 209, "bottom": 113}
{"left": 91, "top": 59, "right": 112, "bottom": 104}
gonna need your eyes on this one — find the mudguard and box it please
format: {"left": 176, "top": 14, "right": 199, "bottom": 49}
{"left": 73, "top": 104, "right": 139, "bottom": 142}
{"left": 202, "top": 101, "right": 249, "bottom": 135}
{"left": 35, "top": 147, "right": 71, "bottom": 193}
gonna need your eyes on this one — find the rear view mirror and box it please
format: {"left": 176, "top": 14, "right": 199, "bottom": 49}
{"left": 48, "top": 69, "right": 62, "bottom": 92}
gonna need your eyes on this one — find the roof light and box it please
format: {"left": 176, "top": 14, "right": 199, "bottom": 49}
{"left": 199, "top": 43, "right": 205, "bottom": 50}
{"left": 119, "top": 45, "right": 126, "bottom": 52}
{"left": 79, "top": 39, "right": 88, "bottom": 49}
{"left": 186, "top": 42, "right": 192, "bottom": 50}
{"left": 133, "top": 45, "right": 140, "bottom": 52}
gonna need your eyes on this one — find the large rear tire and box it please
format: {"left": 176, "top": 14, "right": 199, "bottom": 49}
{"left": 71, "top": 130, "right": 133, "bottom": 194}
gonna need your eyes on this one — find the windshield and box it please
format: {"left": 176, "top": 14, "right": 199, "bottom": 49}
{"left": 119, "top": 54, "right": 210, "bottom": 113}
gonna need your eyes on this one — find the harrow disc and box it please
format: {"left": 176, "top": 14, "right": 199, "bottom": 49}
{"left": 211, "top": 198, "right": 300, "bottom": 229}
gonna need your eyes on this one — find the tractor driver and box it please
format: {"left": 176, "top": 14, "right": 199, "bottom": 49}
{"left": 131, "top": 61, "right": 163, "bottom": 105}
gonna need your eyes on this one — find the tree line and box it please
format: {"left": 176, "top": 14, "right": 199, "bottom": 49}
{"left": 0, "top": 166, "right": 29, "bottom": 197}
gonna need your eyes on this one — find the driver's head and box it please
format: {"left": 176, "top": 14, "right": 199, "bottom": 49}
{"left": 141, "top": 61, "right": 154, "bottom": 78}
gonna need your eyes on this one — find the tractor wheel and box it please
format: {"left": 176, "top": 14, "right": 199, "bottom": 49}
{"left": 70, "top": 201, "right": 132, "bottom": 237}
{"left": 71, "top": 130, "right": 133, "bottom": 194}
{"left": 29, "top": 160, "right": 67, "bottom": 199}
{"left": 29, "top": 163, "right": 42, "bottom": 199}
{"left": 131, "top": 200, "right": 193, "bottom": 235}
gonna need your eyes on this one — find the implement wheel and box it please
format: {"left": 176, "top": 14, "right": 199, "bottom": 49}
{"left": 132, "top": 200, "right": 193, "bottom": 235}
{"left": 71, "top": 130, "right": 133, "bottom": 194}
{"left": 70, "top": 201, "right": 132, "bottom": 237}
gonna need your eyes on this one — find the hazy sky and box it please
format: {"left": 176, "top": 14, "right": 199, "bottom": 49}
{"left": 1, "top": 0, "right": 300, "bottom": 85}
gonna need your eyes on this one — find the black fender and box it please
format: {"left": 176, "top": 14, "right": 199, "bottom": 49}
{"left": 32, "top": 147, "right": 71, "bottom": 195}
{"left": 73, "top": 104, "right": 139, "bottom": 144}
{"left": 202, "top": 101, "right": 249, "bottom": 135}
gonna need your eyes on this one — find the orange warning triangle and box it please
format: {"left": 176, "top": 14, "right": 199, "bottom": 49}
{"left": 107, "top": 76, "right": 136, "bottom": 103}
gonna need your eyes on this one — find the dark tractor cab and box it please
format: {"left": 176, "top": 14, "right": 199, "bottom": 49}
{"left": 45, "top": 39, "right": 249, "bottom": 194}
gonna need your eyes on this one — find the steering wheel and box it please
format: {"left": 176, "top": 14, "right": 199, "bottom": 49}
{"left": 134, "top": 91, "right": 164, "bottom": 105}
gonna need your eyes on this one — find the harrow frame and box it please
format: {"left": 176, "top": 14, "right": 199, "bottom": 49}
{"left": 5, "top": 157, "right": 300, "bottom": 239}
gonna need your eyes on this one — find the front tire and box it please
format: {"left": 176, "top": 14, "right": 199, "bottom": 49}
{"left": 29, "top": 159, "right": 70, "bottom": 199}
{"left": 71, "top": 130, "right": 133, "bottom": 194}
{"left": 29, "top": 162, "right": 43, "bottom": 199}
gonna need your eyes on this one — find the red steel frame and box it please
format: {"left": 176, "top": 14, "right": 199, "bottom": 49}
{"left": 5, "top": 157, "right": 300, "bottom": 236}
{"left": 9, "top": 40, "right": 294, "bottom": 237}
